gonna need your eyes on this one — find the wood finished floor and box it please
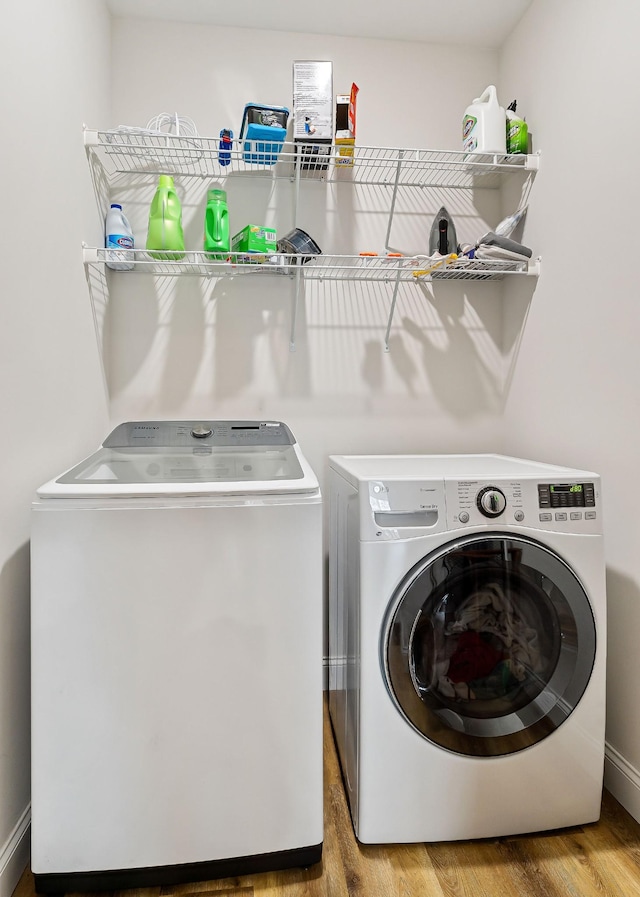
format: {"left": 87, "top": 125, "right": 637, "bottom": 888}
{"left": 15, "top": 702, "right": 640, "bottom": 897}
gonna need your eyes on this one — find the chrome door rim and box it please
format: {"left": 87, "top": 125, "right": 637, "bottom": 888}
{"left": 382, "top": 533, "right": 596, "bottom": 757}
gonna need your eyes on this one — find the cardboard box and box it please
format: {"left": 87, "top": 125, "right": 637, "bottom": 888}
{"left": 335, "top": 83, "right": 359, "bottom": 167}
{"left": 231, "top": 225, "right": 277, "bottom": 255}
{"left": 293, "top": 60, "right": 333, "bottom": 171}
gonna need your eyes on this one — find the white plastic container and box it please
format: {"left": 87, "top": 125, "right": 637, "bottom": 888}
{"left": 462, "top": 85, "right": 506, "bottom": 155}
{"left": 105, "top": 203, "right": 134, "bottom": 270}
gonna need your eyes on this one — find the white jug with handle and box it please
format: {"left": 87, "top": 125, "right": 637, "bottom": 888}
{"left": 462, "top": 85, "right": 506, "bottom": 155}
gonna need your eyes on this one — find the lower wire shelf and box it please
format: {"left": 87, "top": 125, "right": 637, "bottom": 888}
{"left": 82, "top": 246, "right": 540, "bottom": 350}
{"left": 83, "top": 246, "right": 539, "bottom": 281}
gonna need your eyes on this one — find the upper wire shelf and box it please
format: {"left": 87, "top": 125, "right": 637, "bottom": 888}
{"left": 84, "top": 128, "right": 539, "bottom": 190}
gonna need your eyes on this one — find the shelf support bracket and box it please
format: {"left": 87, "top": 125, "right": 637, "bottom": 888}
{"left": 383, "top": 263, "right": 405, "bottom": 352}
{"left": 289, "top": 258, "right": 304, "bottom": 351}
{"left": 292, "top": 148, "right": 302, "bottom": 230}
{"left": 383, "top": 150, "right": 404, "bottom": 253}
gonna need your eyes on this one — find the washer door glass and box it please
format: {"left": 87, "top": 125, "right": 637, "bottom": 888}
{"left": 383, "top": 535, "right": 596, "bottom": 757}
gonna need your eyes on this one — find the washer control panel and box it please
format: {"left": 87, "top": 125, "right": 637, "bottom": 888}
{"left": 103, "top": 419, "right": 295, "bottom": 447}
{"left": 447, "top": 478, "right": 601, "bottom": 533}
{"left": 358, "top": 475, "right": 602, "bottom": 538}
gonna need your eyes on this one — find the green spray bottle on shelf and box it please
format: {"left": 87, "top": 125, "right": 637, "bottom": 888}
{"left": 506, "top": 100, "right": 529, "bottom": 154}
{"left": 146, "top": 174, "right": 185, "bottom": 259}
{"left": 204, "top": 188, "right": 230, "bottom": 258}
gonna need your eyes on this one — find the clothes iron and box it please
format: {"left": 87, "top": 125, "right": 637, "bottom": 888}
{"left": 429, "top": 206, "right": 459, "bottom": 256}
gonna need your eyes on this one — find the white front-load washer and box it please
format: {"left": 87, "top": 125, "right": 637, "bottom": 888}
{"left": 328, "top": 454, "right": 606, "bottom": 844}
{"left": 31, "top": 420, "right": 323, "bottom": 893}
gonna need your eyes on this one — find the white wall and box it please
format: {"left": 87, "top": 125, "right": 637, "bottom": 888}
{"left": 0, "top": 3, "right": 111, "bottom": 895}
{"left": 500, "top": 0, "right": 640, "bottom": 819}
{"left": 9, "top": 8, "right": 637, "bottom": 894}
{"left": 107, "top": 19, "right": 519, "bottom": 489}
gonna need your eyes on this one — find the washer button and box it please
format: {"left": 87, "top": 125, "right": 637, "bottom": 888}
{"left": 555, "top": 512, "right": 568, "bottom": 521}
{"left": 585, "top": 511, "right": 597, "bottom": 519}
{"left": 459, "top": 511, "right": 470, "bottom": 523}
{"left": 570, "top": 511, "right": 582, "bottom": 520}
{"left": 514, "top": 510, "right": 525, "bottom": 522}
{"left": 539, "top": 513, "right": 552, "bottom": 522}
{"left": 191, "top": 425, "right": 212, "bottom": 439}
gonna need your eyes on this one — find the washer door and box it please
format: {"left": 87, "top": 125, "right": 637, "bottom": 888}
{"left": 383, "top": 534, "right": 596, "bottom": 757}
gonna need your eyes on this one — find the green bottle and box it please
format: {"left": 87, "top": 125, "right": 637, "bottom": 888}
{"left": 146, "top": 175, "right": 185, "bottom": 260}
{"left": 204, "top": 188, "right": 230, "bottom": 259}
{"left": 506, "top": 100, "right": 529, "bottom": 155}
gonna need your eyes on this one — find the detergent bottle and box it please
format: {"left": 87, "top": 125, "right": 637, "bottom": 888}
{"left": 146, "top": 175, "right": 185, "bottom": 260}
{"left": 462, "top": 85, "right": 507, "bottom": 156}
{"left": 506, "top": 100, "right": 529, "bottom": 154}
{"left": 105, "top": 203, "right": 134, "bottom": 270}
{"left": 204, "top": 188, "right": 230, "bottom": 258}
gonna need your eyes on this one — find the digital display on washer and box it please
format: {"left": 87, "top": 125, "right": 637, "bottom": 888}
{"left": 538, "top": 482, "right": 596, "bottom": 509}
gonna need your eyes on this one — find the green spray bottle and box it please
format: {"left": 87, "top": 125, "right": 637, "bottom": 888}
{"left": 146, "top": 175, "right": 185, "bottom": 260}
{"left": 506, "top": 100, "right": 529, "bottom": 155}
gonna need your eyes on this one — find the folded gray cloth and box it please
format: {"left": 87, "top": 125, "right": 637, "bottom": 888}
{"left": 478, "top": 231, "right": 532, "bottom": 258}
{"left": 475, "top": 245, "right": 531, "bottom": 262}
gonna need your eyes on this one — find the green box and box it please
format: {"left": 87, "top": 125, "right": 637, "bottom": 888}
{"left": 231, "top": 225, "right": 277, "bottom": 254}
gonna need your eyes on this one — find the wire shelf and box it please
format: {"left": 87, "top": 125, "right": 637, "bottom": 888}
{"left": 83, "top": 247, "right": 538, "bottom": 281}
{"left": 84, "top": 128, "right": 539, "bottom": 189}
{"left": 83, "top": 126, "right": 540, "bottom": 351}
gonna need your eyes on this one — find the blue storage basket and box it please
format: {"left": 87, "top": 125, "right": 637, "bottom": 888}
{"left": 240, "top": 103, "right": 289, "bottom": 165}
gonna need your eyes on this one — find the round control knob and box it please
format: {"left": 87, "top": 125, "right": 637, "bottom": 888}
{"left": 477, "top": 486, "right": 507, "bottom": 518}
{"left": 191, "top": 425, "right": 212, "bottom": 439}
{"left": 459, "top": 511, "right": 470, "bottom": 524}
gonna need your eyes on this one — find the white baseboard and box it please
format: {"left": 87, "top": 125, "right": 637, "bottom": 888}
{"left": 604, "top": 742, "right": 640, "bottom": 822}
{"left": 0, "top": 805, "right": 30, "bottom": 897}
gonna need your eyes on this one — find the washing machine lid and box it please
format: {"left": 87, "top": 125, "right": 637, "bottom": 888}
{"left": 37, "top": 420, "right": 320, "bottom": 498}
{"left": 329, "top": 453, "right": 599, "bottom": 485}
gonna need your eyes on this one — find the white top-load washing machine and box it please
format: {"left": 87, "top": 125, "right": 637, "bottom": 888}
{"left": 31, "top": 420, "right": 323, "bottom": 893}
{"left": 328, "top": 453, "right": 606, "bottom": 844}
